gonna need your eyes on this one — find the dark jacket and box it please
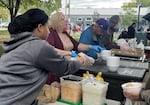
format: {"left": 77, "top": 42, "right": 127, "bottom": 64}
{"left": 127, "top": 25, "right": 136, "bottom": 38}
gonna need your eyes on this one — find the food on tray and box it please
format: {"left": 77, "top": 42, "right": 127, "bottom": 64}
{"left": 125, "top": 83, "right": 134, "bottom": 87}
{"left": 111, "top": 48, "right": 144, "bottom": 57}
{"left": 61, "top": 81, "right": 82, "bottom": 103}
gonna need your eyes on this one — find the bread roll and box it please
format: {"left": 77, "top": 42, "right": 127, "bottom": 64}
{"left": 37, "top": 84, "right": 60, "bottom": 103}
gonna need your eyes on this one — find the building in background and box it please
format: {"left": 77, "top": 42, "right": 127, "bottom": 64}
{"left": 58, "top": 7, "right": 150, "bottom": 31}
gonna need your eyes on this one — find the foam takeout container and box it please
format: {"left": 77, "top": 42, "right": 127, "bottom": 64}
{"left": 121, "top": 82, "right": 142, "bottom": 91}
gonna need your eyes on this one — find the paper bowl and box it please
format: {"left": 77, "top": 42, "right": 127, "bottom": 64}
{"left": 121, "top": 82, "right": 142, "bottom": 91}
{"left": 101, "top": 50, "right": 111, "bottom": 60}
{"left": 107, "top": 65, "right": 119, "bottom": 72}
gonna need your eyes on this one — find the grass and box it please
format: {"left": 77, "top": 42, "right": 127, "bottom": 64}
{"left": 0, "top": 29, "right": 9, "bottom": 35}
{"left": 0, "top": 29, "right": 10, "bottom": 42}
{"left": 0, "top": 29, "right": 10, "bottom": 56}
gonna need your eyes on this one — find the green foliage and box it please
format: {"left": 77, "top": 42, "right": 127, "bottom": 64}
{"left": 0, "top": 31, "right": 9, "bottom": 56}
{"left": 122, "top": 2, "right": 136, "bottom": 8}
{"left": 121, "top": 0, "right": 150, "bottom": 27}
{"left": 0, "top": 30, "right": 9, "bottom": 36}
{"left": 0, "top": 7, "right": 9, "bottom": 21}
{"left": 120, "top": 6, "right": 137, "bottom": 27}
{"left": 136, "top": 0, "right": 150, "bottom": 7}
{"left": 0, "top": 45, "right": 3, "bottom": 57}
{"left": 71, "top": 32, "right": 81, "bottom": 41}
{"left": 19, "top": 0, "right": 61, "bottom": 15}
{"left": 0, "top": 0, "right": 61, "bottom": 21}
{"left": 122, "top": 0, "right": 150, "bottom": 7}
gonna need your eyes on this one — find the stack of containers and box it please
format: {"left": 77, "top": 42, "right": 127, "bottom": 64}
{"left": 81, "top": 72, "right": 109, "bottom": 105}
{"left": 60, "top": 73, "right": 109, "bottom": 105}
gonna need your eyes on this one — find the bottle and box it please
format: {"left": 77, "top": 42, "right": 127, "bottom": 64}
{"left": 83, "top": 71, "right": 94, "bottom": 79}
{"left": 96, "top": 72, "right": 104, "bottom": 83}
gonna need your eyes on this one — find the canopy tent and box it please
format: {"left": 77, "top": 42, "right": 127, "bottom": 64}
{"left": 143, "top": 13, "right": 150, "bottom": 21}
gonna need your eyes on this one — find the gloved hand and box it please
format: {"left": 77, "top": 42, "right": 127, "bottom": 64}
{"left": 70, "top": 51, "right": 78, "bottom": 57}
{"left": 90, "top": 45, "right": 106, "bottom": 52}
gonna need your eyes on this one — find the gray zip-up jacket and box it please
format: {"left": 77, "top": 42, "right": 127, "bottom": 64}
{"left": 0, "top": 32, "right": 80, "bottom": 105}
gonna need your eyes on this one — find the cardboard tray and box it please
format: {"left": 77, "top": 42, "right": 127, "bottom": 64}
{"left": 111, "top": 48, "right": 144, "bottom": 58}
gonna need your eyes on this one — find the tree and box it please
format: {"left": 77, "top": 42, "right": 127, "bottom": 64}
{"left": 0, "top": 7, "right": 9, "bottom": 22}
{"left": 122, "top": 0, "right": 150, "bottom": 8}
{"left": 121, "top": 0, "right": 150, "bottom": 28}
{"left": 120, "top": 6, "right": 137, "bottom": 27}
{"left": 0, "top": 0, "right": 61, "bottom": 22}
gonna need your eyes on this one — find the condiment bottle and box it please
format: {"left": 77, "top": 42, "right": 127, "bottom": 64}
{"left": 96, "top": 72, "right": 104, "bottom": 83}
{"left": 83, "top": 71, "right": 94, "bottom": 79}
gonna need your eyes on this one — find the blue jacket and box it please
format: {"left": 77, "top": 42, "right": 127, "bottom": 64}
{"left": 79, "top": 26, "right": 105, "bottom": 59}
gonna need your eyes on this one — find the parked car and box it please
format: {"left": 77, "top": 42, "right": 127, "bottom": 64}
{"left": 0, "top": 22, "right": 9, "bottom": 28}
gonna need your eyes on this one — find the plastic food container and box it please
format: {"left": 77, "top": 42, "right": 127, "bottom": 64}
{"left": 60, "top": 75, "right": 83, "bottom": 104}
{"left": 60, "top": 75, "right": 83, "bottom": 83}
{"left": 121, "top": 82, "right": 142, "bottom": 91}
{"left": 82, "top": 81, "right": 109, "bottom": 105}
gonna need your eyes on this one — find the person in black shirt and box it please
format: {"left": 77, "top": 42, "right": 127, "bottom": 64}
{"left": 127, "top": 22, "right": 136, "bottom": 39}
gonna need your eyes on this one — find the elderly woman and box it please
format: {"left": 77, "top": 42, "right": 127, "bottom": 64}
{"left": 0, "top": 8, "right": 86, "bottom": 105}
{"left": 46, "top": 12, "right": 104, "bottom": 57}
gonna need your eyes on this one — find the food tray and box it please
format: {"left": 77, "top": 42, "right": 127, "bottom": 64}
{"left": 111, "top": 48, "right": 144, "bottom": 58}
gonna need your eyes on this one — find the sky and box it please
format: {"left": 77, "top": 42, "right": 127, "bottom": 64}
{"left": 62, "top": 0, "right": 132, "bottom": 8}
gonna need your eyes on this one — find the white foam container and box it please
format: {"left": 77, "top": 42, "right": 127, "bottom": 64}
{"left": 82, "top": 82, "right": 109, "bottom": 105}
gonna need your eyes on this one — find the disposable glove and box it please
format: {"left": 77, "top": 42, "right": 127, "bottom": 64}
{"left": 90, "top": 45, "right": 106, "bottom": 52}
{"left": 70, "top": 51, "right": 78, "bottom": 57}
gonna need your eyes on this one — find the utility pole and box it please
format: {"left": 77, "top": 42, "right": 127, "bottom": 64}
{"left": 65, "top": 0, "right": 70, "bottom": 22}
{"left": 65, "top": 0, "right": 67, "bottom": 16}
{"left": 68, "top": 0, "right": 70, "bottom": 22}
{"left": 137, "top": 0, "right": 141, "bottom": 30}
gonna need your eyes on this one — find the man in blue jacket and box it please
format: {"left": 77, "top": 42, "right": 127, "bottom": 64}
{"left": 79, "top": 18, "right": 111, "bottom": 59}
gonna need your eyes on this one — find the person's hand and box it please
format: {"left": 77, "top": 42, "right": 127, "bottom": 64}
{"left": 123, "top": 89, "right": 141, "bottom": 101}
{"left": 78, "top": 52, "right": 95, "bottom": 66}
{"left": 70, "top": 51, "right": 78, "bottom": 57}
{"left": 90, "top": 45, "right": 106, "bottom": 52}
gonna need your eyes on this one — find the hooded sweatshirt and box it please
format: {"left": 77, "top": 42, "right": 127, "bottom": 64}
{"left": 0, "top": 32, "right": 80, "bottom": 105}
